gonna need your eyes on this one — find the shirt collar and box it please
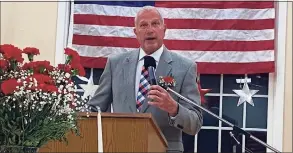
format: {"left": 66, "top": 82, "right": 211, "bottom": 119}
{"left": 138, "top": 45, "right": 164, "bottom": 62}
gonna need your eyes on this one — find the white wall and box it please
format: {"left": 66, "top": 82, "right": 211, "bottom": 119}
{"left": 283, "top": 2, "right": 292, "bottom": 152}
{"left": 0, "top": 2, "right": 58, "bottom": 63}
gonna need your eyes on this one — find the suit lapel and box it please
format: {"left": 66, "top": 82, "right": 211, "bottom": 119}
{"left": 155, "top": 48, "right": 173, "bottom": 81}
{"left": 141, "top": 47, "right": 173, "bottom": 113}
{"left": 122, "top": 50, "right": 139, "bottom": 112}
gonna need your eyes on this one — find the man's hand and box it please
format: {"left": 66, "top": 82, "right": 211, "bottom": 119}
{"left": 147, "top": 85, "right": 178, "bottom": 116}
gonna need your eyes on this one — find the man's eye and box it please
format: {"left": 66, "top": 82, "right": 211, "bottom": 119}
{"left": 141, "top": 24, "right": 148, "bottom": 27}
{"left": 152, "top": 22, "right": 160, "bottom": 26}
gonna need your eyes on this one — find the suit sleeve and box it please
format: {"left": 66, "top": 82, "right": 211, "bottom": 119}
{"left": 87, "top": 58, "right": 113, "bottom": 112}
{"left": 168, "top": 62, "right": 203, "bottom": 135}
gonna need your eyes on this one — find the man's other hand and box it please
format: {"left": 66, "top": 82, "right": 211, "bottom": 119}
{"left": 147, "top": 85, "right": 178, "bottom": 116}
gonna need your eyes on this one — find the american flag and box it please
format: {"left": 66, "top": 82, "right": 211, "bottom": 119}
{"left": 71, "top": 1, "right": 275, "bottom": 74}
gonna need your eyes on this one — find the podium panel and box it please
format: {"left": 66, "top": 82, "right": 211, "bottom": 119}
{"left": 38, "top": 113, "right": 167, "bottom": 152}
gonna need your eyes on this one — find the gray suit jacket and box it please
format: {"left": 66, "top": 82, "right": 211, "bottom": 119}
{"left": 88, "top": 47, "right": 203, "bottom": 152}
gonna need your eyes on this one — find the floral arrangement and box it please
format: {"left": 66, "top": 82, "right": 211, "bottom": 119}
{"left": 0, "top": 44, "right": 89, "bottom": 150}
{"left": 158, "top": 75, "right": 176, "bottom": 89}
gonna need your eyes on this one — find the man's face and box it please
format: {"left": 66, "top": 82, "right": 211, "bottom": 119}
{"left": 134, "top": 9, "right": 166, "bottom": 55}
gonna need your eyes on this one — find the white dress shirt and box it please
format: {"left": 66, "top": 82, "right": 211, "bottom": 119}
{"left": 135, "top": 45, "right": 164, "bottom": 102}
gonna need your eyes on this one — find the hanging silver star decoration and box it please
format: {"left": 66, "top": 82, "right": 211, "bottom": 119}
{"left": 77, "top": 68, "right": 99, "bottom": 100}
{"left": 233, "top": 78, "right": 259, "bottom": 107}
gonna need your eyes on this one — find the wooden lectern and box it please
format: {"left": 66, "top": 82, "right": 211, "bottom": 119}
{"left": 38, "top": 112, "right": 167, "bottom": 152}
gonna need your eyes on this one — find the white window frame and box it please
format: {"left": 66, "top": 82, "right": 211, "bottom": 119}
{"left": 195, "top": 74, "right": 270, "bottom": 152}
{"left": 54, "top": 1, "right": 287, "bottom": 152}
{"left": 267, "top": 2, "right": 287, "bottom": 152}
{"left": 54, "top": 1, "right": 72, "bottom": 66}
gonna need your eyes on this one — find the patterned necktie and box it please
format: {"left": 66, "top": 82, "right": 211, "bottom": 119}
{"left": 136, "top": 65, "right": 150, "bottom": 111}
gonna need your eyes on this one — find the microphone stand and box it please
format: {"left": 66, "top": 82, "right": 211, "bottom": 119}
{"left": 162, "top": 86, "right": 281, "bottom": 153}
{"left": 229, "top": 131, "right": 253, "bottom": 153}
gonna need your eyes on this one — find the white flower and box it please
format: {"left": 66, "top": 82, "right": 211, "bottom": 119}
{"left": 65, "top": 73, "right": 70, "bottom": 78}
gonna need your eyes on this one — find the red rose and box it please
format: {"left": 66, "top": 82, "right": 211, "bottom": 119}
{"left": 44, "top": 85, "right": 58, "bottom": 93}
{"left": 163, "top": 76, "right": 174, "bottom": 84}
{"left": 64, "top": 48, "right": 80, "bottom": 64}
{"left": 29, "top": 61, "right": 54, "bottom": 73}
{"left": 0, "top": 59, "right": 8, "bottom": 70}
{"left": 22, "top": 47, "right": 40, "bottom": 55}
{"left": 22, "top": 61, "right": 53, "bottom": 74}
{"left": 22, "top": 62, "right": 36, "bottom": 71}
{"left": 0, "top": 44, "right": 24, "bottom": 63}
{"left": 0, "top": 44, "right": 15, "bottom": 54}
{"left": 71, "top": 63, "right": 85, "bottom": 76}
{"left": 32, "top": 74, "right": 54, "bottom": 85}
{"left": 58, "top": 64, "right": 72, "bottom": 74}
{"left": 65, "top": 48, "right": 79, "bottom": 58}
{"left": 1, "top": 79, "right": 20, "bottom": 95}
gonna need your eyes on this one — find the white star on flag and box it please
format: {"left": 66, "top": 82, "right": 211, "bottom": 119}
{"left": 77, "top": 68, "right": 99, "bottom": 99}
{"left": 233, "top": 79, "right": 259, "bottom": 107}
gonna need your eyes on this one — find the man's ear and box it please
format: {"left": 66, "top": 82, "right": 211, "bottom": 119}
{"left": 133, "top": 28, "right": 137, "bottom": 36}
{"left": 163, "top": 24, "right": 167, "bottom": 33}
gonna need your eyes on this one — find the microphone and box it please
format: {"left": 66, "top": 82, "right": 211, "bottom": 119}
{"left": 148, "top": 66, "right": 157, "bottom": 85}
{"left": 143, "top": 56, "right": 157, "bottom": 85}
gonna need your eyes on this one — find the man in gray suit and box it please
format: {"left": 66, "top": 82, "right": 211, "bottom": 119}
{"left": 88, "top": 6, "right": 203, "bottom": 152}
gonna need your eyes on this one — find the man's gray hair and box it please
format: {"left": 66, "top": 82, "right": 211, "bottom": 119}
{"left": 134, "top": 6, "right": 164, "bottom": 26}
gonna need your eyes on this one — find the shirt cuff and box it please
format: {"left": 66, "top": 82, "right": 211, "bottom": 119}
{"left": 168, "top": 103, "right": 179, "bottom": 124}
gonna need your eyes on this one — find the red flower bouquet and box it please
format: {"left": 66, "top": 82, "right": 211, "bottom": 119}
{"left": 0, "top": 44, "right": 88, "bottom": 151}
{"left": 158, "top": 75, "right": 176, "bottom": 89}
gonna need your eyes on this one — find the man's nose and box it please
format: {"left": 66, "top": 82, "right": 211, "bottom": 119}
{"left": 145, "top": 26, "right": 155, "bottom": 33}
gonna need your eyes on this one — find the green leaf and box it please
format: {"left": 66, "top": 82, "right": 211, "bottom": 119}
{"left": 65, "top": 56, "right": 72, "bottom": 64}
{"left": 28, "top": 54, "right": 34, "bottom": 61}
{"left": 40, "top": 67, "right": 45, "bottom": 73}
{"left": 10, "top": 120, "right": 16, "bottom": 125}
{"left": 14, "top": 129, "right": 22, "bottom": 136}
{"left": 70, "top": 69, "right": 77, "bottom": 76}
{"left": 9, "top": 60, "right": 17, "bottom": 70}
{"left": 0, "top": 117, "right": 4, "bottom": 123}
{"left": 16, "top": 117, "right": 21, "bottom": 124}
{"left": 4, "top": 113, "right": 8, "bottom": 120}
{"left": 7, "top": 122, "right": 12, "bottom": 129}
{"left": 2, "top": 127, "right": 10, "bottom": 134}
{"left": 8, "top": 135, "right": 16, "bottom": 145}
{"left": 29, "top": 69, "right": 33, "bottom": 74}
{"left": 8, "top": 138, "right": 13, "bottom": 144}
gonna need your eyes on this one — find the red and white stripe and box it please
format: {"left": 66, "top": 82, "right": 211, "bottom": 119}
{"left": 71, "top": 2, "right": 275, "bottom": 74}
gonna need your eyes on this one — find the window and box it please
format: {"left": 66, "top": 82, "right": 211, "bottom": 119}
{"left": 183, "top": 74, "right": 270, "bottom": 153}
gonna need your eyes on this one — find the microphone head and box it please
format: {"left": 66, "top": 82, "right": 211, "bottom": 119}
{"left": 144, "top": 56, "right": 156, "bottom": 69}
{"left": 143, "top": 56, "right": 157, "bottom": 85}
{"left": 148, "top": 66, "right": 157, "bottom": 85}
